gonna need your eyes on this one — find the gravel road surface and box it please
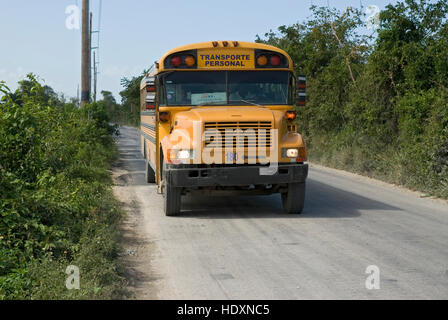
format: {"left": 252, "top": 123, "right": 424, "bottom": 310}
{"left": 114, "top": 126, "right": 448, "bottom": 299}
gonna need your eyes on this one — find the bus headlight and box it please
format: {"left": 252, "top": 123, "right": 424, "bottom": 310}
{"left": 286, "top": 148, "right": 299, "bottom": 158}
{"left": 177, "top": 150, "right": 191, "bottom": 159}
{"left": 169, "top": 149, "right": 194, "bottom": 160}
{"left": 282, "top": 147, "right": 307, "bottom": 161}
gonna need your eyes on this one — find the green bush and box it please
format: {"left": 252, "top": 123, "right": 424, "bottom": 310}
{"left": 0, "top": 75, "right": 124, "bottom": 299}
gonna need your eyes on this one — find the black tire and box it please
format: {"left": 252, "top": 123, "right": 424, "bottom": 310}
{"left": 145, "top": 159, "right": 156, "bottom": 183}
{"left": 162, "top": 160, "right": 181, "bottom": 216}
{"left": 281, "top": 182, "right": 306, "bottom": 214}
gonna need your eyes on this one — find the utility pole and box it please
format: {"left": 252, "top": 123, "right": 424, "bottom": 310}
{"left": 81, "top": 0, "right": 90, "bottom": 107}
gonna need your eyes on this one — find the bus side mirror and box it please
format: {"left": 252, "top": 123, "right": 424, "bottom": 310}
{"left": 295, "top": 75, "right": 306, "bottom": 106}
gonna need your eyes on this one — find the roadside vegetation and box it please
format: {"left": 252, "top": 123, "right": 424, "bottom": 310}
{"left": 257, "top": 0, "right": 448, "bottom": 198}
{"left": 101, "top": 72, "right": 146, "bottom": 127}
{"left": 0, "top": 75, "right": 124, "bottom": 299}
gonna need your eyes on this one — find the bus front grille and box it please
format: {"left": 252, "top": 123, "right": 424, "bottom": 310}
{"left": 203, "top": 121, "right": 273, "bottom": 149}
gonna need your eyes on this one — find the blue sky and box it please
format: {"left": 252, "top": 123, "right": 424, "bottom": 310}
{"left": 0, "top": 0, "right": 397, "bottom": 102}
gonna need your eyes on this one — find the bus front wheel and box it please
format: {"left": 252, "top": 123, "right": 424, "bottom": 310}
{"left": 162, "top": 161, "right": 181, "bottom": 216}
{"left": 281, "top": 182, "right": 306, "bottom": 214}
{"left": 145, "top": 159, "right": 156, "bottom": 183}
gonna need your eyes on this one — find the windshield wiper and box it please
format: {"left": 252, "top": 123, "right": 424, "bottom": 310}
{"left": 191, "top": 101, "right": 227, "bottom": 108}
{"left": 191, "top": 100, "right": 266, "bottom": 108}
{"left": 229, "top": 100, "right": 265, "bottom": 108}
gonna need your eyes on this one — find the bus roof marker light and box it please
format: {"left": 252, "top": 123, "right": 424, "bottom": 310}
{"left": 257, "top": 55, "right": 267, "bottom": 66}
{"left": 212, "top": 41, "right": 218, "bottom": 47}
{"left": 270, "top": 55, "right": 281, "bottom": 66}
{"left": 222, "top": 41, "right": 229, "bottom": 47}
{"left": 185, "top": 55, "right": 195, "bottom": 67}
{"left": 233, "top": 41, "right": 239, "bottom": 47}
{"left": 171, "top": 56, "right": 182, "bottom": 67}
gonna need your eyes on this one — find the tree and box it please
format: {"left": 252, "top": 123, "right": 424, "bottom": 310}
{"left": 118, "top": 70, "right": 147, "bottom": 126}
{"left": 256, "top": 1, "right": 448, "bottom": 197}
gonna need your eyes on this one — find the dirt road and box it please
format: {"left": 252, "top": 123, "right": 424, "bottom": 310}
{"left": 113, "top": 126, "right": 448, "bottom": 299}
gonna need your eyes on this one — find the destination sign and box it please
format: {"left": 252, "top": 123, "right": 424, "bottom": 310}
{"left": 197, "top": 49, "right": 255, "bottom": 69}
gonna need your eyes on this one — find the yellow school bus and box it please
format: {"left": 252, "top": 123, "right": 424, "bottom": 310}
{"left": 140, "top": 41, "right": 308, "bottom": 216}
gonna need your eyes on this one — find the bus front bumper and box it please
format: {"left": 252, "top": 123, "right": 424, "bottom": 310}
{"left": 165, "top": 163, "right": 308, "bottom": 188}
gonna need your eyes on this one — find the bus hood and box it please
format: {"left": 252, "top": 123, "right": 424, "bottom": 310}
{"left": 174, "top": 106, "right": 276, "bottom": 124}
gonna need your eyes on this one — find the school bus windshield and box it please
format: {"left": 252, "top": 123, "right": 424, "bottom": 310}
{"left": 161, "top": 71, "right": 292, "bottom": 106}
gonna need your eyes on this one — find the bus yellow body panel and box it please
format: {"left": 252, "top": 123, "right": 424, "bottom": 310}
{"left": 140, "top": 41, "right": 308, "bottom": 215}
